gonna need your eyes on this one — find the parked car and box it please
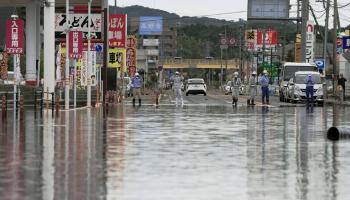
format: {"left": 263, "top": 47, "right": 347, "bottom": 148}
{"left": 185, "top": 78, "right": 207, "bottom": 96}
{"left": 2, "top": 71, "right": 25, "bottom": 85}
{"left": 223, "top": 80, "right": 245, "bottom": 95}
{"left": 286, "top": 71, "right": 323, "bottom": 104}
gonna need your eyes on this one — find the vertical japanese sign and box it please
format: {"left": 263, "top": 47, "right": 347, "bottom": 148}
{"left": 69, "top": 31, "right": 83, "bottom": 59}
{"left": 126, "top": 36, "right": 137, "bottom": 77}
{"left": 305, "top": 21, "right": 315, "bottom": 64}
{"left": 80, "top": 51, "right": 88, "bottom": 86}
{"left": 108, "top": 48, "right": 126, "bottom": 71}
{"left": 245, "top": 30, "right": 257, "bottom": 51}
{"left": 109, "top": 14, "right": 127, "bottom": 48}
{"left": 0, "top": 52, "right": 8, "bottom": 80}
{"left": 6, "top": 19, "right": 24, "bottom": 54}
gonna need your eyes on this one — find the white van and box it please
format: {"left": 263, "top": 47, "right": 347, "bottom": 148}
{"left": 279, "top": 62, "right": 317, "bottom": 102}
{"left": 286, "top": 71, "right": 323, "bottom": 104}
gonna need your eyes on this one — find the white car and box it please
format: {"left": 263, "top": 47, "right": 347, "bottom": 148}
{"left": 185, "top": 78, "right": 207, "bottom": 96}
{"left": 286, "top": 71, "right": 323, "bottom": 104}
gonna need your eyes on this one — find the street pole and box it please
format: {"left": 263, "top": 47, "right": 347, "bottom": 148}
{"left": 74, "top": 59, "right": 77, "bottom": 108}
{"left": 239, "top": 25, "right": 242, "bottom": 77}
{"left": 332, "top": 0, "right": 338, "bottom": 94}
{"left": 301, "top": 0, "right": 309, "bottom": 62}
{"left": 102, "top": 0, "right": 109, "bottom": 103}
{"left": 65, "top": 0, "right": 70, "bottom": 110}
{"left": 323, "top": 0, "right": 330, "bottom": 60}
{"left": 220, "top": 47, "right": 223, "bottom": 88}
{"left": 87, "top": 0, "right": 92, "bottom": 107}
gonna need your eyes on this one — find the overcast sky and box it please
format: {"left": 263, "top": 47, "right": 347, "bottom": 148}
{"left": 110, "top": 0, "right": 350, "bottom": 26}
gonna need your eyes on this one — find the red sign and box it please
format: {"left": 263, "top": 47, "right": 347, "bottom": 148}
{"left": 257, "top": 30, "right": 278, "bottom": 45}
{"left": 109, "top": 14, "right": 127, "bottom": 48}
{"left": 128, "top": 66, "right": 136, "bottom": 77}
{"left": 126, "top": 48, "right": 136, "bottom": 67}
{"left": 6, "top": 19, "right": 24, "bottom": 54}
{"left": 127, "top": 36, "right": 137, "bottom": 48}
{"left": 69, "top": 31, "right": 83, "bottom": 59}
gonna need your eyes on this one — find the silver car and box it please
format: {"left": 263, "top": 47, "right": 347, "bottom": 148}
{"left": 286, "top": 71, "right": 323, "bottom": 104}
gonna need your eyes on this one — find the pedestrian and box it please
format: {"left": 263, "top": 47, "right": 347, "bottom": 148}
{"left": 337, "top": 73, "right": 347, "bottom": 101}
{"left": 231, "top": 71, "right": 241, "bottom": 107}
{"left": 171, "top": 71, "right": 184, "bottom": 106}
{"left": 247, "top": 71, "right": 257, "bottom": 105}
{"left": 131, "top": 72, "right": 143, "bottom": 107}
{"left": 259, "top": 70, "right": 270, "bottom": 105}
{"left": 304, "top": 73, "right": 315, "bottom": 109}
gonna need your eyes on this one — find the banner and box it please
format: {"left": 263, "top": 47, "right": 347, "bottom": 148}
{"left": 69, "top": 31, "right": 83, "bottom": 59}
{"left": 0, "top": 52, "right": 8, "bottom": 80}
{"left": 256, "top": 30, "right": 278, "bottom": 49}
{"left": 305, "top": 21, "right": 315, "bottom": 64}
{"left": 80, "top": 51, "right": 88, "bottom": 86}
{"left": 109, "top": 14, "right": 127, "bottom": 48}
{"left": 127, "top": 36, "right": 137, "bottom": 77}
{"left": 6, "top": 19, "right": 24, "bottom": 54}
{"left": 245, "top": 30, "right": 257, "bottom": 51}
{"left": 108, "top": 48, "right": 126, "bottom": 71}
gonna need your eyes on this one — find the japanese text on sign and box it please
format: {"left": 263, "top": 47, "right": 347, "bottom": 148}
{"left": 55, "top": 13, "right": 102, "bottom": 32}
{"left": 109, "top": 14, "right": 127, "bottom": 48}
{"left": 108, "top": 48, "right": 126, "bottom": 71}
{"left": 6, "top": 19, "right": 24, "bottom": 54}
{"left": 69, "top": 31, "right": 83, "bottom": 59}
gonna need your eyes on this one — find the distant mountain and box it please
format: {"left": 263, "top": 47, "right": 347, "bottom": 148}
{"left": 113, "top": 5, "right": 232, "bottom": 27}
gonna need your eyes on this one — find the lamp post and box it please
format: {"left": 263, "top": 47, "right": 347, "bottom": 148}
{"left": 65, "top": 0, "right": 70, "bottom": 110}
{"left": 87, "top": 0, "right": 93, "bottom": 107}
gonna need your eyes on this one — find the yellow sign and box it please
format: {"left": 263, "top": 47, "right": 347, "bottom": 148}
{"left": 108, "top": 48, "right": 126, "bottom": 72}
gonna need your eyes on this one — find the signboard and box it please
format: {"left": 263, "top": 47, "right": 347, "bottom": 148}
{"left": 305, "top": 21, "right": 315, "bottom": 63}
{"left": 55, "top": 13, "right": 102, "bottom": 32}
{"left": 126, "top": 48, "right": 136, "bottom": 69}
{"left": 246, "top": 30, "right": 257, "bottom": 51}
{"left": 127, "top": 36, "right": 137, "bottom": 48}
{"left": 145, "top": 49, "right": 159, "bottom": 56}
{"left": 69, "top": 31, "right": 83, "bottom": 59}
{"left": 80, "top": 51, "right": 88, "bottom": 86}
{"left": 0, "top": 52, "right": 8, "bottom": 80}
{"left": 109, "top": 14, "right": 127, "bottom": 48}
{"left": 248, "top": 0, "right": 290, "bottom": 19}
{"left": 108, "top": 48, "right": 126, "bottom": 70}
{"left": 6, "top": 19, "right": 24, "bottom": 54}
{"left": 315, "top": 59, "right": 325, "bottom": 70}
{"left": 342, "top": 36, "right": 350, "bottom": 49}
{"left": 143, "top": 39, "right": 159, "bottom": 46}
{"left": 139, "top": 16, "right": 163, "bottom": 35}
{"left": 256, "top": 30, "right": 278, "bottom": 49}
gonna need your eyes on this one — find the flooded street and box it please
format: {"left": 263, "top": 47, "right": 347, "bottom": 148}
{"left": 1, "top": 104, "right": 350, "bottom": 200}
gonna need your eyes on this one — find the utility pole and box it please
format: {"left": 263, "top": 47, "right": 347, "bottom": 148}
{"left": 323, "top": 0, "right": 330, "bottom": 60}
{"left": 301, "top": 0, "right": 309, "bottom": 62}
{"left": 102, "top": 0, "right": 109, "bottom": 102}
{"left": 332, "top": 0, "right": 338, "bottom": 93}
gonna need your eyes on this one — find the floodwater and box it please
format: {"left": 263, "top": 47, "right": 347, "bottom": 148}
{"left": 1, "top": 104, "right": 350, "bottom": 200}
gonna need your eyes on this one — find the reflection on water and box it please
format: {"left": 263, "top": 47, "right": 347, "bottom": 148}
{"left": 1, "top": 105, "right": 350, "bottom": 199}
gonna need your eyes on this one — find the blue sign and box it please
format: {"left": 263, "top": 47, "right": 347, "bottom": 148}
{"left": 343, "top": 36, "right": 350, "bottom": 49}
{"left": 139, "top": 16, "right": 163, "bottom": 35}
{"left": 95, "top": 44, "right": 103, "bottom": 52}
{"left": 315, "top": 59, "right": 325, "bottom": 70}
